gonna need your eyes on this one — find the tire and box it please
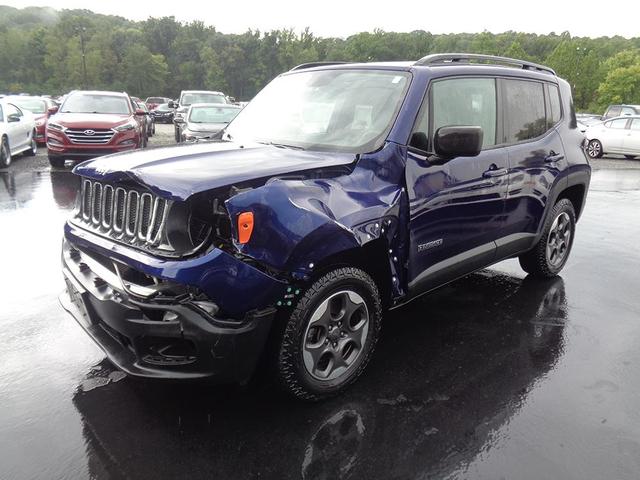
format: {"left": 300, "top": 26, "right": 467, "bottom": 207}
{"left": 519, "top": 199, "right": 576, "bottom": 278}
{"left": 24, "top": 131, "right": 37, "bottom": 156}
{"left": 174, "top": 126, "right": 181, "bottom": 143}
{"left": 587, "top": 139, "right": 603, "bottom": 159}
{"left": 624, "top": 155, "right": 636, "bottom": 160}
{"left": 151, "top": 123, "right": 155, "bottom": 136}
{"left": 277, "top": 267, "right": 382, "bottom": 401}
{"left": 0, "top": 137, "right": 10, "bottom": 168}
{"left": 48, "top": 156, "right": 66, "bottom": 169}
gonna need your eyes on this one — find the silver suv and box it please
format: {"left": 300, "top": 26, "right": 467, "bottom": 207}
{"left": 169, "top": 90, "right": 228, "bottom": 142}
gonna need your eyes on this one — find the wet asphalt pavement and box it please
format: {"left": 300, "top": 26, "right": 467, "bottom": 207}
{"left": 1, "top": 129, "right": 640, "bottom": 479}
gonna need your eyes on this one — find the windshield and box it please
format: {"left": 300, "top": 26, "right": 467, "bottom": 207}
{"left": 156, "top": 103, "right": 171, "bottom": 111}
{"left": 61, "top": 94, "right": 131, "bottom": 115}
{"left": 146, "top": 97, "right": 165, "bottom": 103}
{"left": 180, "top": 93, "right": 226, "bottom": 106}
{"left": 224, "top": 69, "right": 410, "bottom": 153}
{"left": 189, "top": 106, "right": 240, "bottom": 124}
{"left": 10, "top": 98, "right": 47, "bottom": 114}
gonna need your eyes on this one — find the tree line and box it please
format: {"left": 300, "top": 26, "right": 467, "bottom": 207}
{"left": 1, "top": 6, "right": 640, "bottom": 112}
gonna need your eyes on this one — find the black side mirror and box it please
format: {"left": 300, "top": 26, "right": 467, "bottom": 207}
{"left": 7, "top": 114, "right": 20, "bottom": 123}
{"left": 434, "top": 126, "right": 483, "bottom": 158}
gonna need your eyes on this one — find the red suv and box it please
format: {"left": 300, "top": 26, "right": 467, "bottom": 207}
{"left": 46, "top": 90, "right": 147, "bottom": 168}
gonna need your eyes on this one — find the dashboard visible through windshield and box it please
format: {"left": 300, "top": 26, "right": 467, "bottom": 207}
{"left": 224, "top": 69, "right": 411, "bottom": 153}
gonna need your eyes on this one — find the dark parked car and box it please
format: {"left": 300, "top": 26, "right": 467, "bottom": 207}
{"left": 136, "top": 101, "right": 155, "bottom": 138}
{"left": 181, "top": 103, "right": 241, "bottom": 142}
{"left": 46, "top": 90, "right": 147, "bottom": 168}
{"left": 59, "top": 54, "right": 590, "bottom": 400}
{"left": 145, "top": 96, "right": 172, "bottom": 111}
{"left": 150, "top": 103, "right": 174, "bottom": 123}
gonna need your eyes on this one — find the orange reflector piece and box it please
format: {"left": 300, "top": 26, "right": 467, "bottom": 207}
{"left": 237, "top": 212, "right": 254, "bottom": 244}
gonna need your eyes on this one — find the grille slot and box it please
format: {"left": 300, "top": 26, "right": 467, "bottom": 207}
{"left": 77, "top": 179, "right": 170, "bottom": 249}
{"left": 65, "top": 128, "right": 115, "bottom": 145}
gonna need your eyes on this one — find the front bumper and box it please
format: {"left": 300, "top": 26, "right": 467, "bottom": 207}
{"left": 46, "top": 129, "right": 139, "bottom": 160}
{"left": 60, "top": 234, "right": 282, "bottom": 382}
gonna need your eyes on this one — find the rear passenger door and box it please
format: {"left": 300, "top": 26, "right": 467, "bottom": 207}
{"left": 623, "top": 118, "right": 640, "bottom": 155}
{"left": 602, "top": 118, "right": 630, "bottom": 153}
{"left": 405, "top": 76, "right": 509, "bottom": 295}
{"left": 499, "top": 79, "right": 566, "bottom": 258}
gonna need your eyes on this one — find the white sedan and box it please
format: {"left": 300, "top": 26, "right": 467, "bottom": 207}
{"left": 0, "top": 100, "right": 38, "bottom": 168}
{"left": 585, "top": 115, "right": 640, "bottom": 160}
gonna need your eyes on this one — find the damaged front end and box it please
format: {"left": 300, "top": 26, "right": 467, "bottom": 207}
{"left": 60, "top": 141, "right": 408, "bottom": 381}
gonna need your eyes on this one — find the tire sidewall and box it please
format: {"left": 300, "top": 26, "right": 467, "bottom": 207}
{"left": 279, "top": 268, "right": 382, "bottom": 399}
{"left": 0, "top": 137, "right": 10, "bottom": 168}
{"left": 543, "top": 200, "right": 576, "bottom": 275}
{"left": 588, "top": 139, "right": 602, "bottom": 158}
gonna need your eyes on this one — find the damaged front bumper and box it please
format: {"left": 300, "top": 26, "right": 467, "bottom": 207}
{"left": 59, "top": 223, "right": 286, "bottom": 382}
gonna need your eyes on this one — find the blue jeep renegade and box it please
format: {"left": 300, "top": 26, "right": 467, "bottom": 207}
{"left": 60, "top": 54, "right": 591, "bottom": 400}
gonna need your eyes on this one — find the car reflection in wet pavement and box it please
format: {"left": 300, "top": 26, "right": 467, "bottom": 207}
{"left": 1, "top": 167, "right": 640, "bottom": 480}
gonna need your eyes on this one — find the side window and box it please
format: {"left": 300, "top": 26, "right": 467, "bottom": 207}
{"left": 607, "top": 106, "right": 621, "bottom": 118}
{"left": 5, "top": 103, "right": 19, "bottom": 118}
{"left": 630, "top": 119, "right": 640, "bottom": 130}
{"left": 431, "top": 77, "right": 497, "bottom": 148}
{"left": 609, "top": 118, "right": 628, "bottom": 129}
{"left": 548, "top": 84, "right": 562, "bottom": 127}
{"left": 503, "top": 79, "right": 546, "bottom": 143}
{"left": 409, "top": 100, "right": 429, "bottom": 151}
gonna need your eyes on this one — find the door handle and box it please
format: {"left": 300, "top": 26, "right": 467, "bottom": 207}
{"left": 482, "top": 166, "right": 508, "bottom": 178}
{"left": 545, "top": 151, "right": 565, "bottom": 163}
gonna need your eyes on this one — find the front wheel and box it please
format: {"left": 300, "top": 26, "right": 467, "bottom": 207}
{"left": 277, "top": 267, "right": 382, "bottom": 401}
{"left": 0, "top": 137, "right": 10, "bottom": 168}
{"left": 519, "top": 199, "right": 576, "bottom": 278}
{"left": 587, "top": 139, "right": 603, "bottom": 159}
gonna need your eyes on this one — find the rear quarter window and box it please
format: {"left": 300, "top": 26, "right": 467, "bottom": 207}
{"left": 503, "top": 79, "right": 546, "bottom": 143}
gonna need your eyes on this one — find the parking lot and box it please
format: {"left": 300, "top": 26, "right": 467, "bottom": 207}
{"left": 0, "top": 132, "right": 639, "bottom": 479}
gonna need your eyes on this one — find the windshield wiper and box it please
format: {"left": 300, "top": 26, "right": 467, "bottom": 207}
{"left": 258, "top": 141, "right": 305, "bottom": 151}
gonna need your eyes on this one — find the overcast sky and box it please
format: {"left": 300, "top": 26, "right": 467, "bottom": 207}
{"left": 4, "top": 0, "right": 638, "bottom": 38}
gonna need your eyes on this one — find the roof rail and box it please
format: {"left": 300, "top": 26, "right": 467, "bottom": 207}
{"left": 414, "top": 53, "right": 556, "bottom": 75}
{"left": 290, "top": 61, "right": 348, "bottom": 71}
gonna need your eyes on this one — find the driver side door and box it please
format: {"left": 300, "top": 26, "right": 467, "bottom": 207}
{"left": 405, "top": 76, "right": 509, "bottom": 297}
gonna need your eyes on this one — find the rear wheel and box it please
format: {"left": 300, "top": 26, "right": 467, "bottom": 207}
{"left": 587, "top": 139, "right": 603, "bottom": 159}
{"left": 624, "top": 155, "right": 636, "bottom": 160}
{"left": 48, "top": 156, "right": 66, "bottom": 169}
{"left": 24, "top": 131, "right": 37, "bottom": 156}
{"left": 277, "top": 267, "right": 382, "bottom": 401}
{"left": 519, "top": 199, "right": 576, "bottom": 278}
{"left": 0, "top": 137, "right": 10, "bottom": 168}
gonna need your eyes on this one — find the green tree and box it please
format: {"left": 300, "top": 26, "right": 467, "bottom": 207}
{"left": 595, "top": 51, "right": 640, "bottom": 109}
{"left": 121, "top": 44, "right": 168, "bottom": 97}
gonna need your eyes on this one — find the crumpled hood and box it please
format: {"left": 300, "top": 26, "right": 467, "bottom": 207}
{"left": 51, "top": 112, "right": 131, "bottom": 129}
{"left": 73, "top": 141, "right": 357, "bottom": 200}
